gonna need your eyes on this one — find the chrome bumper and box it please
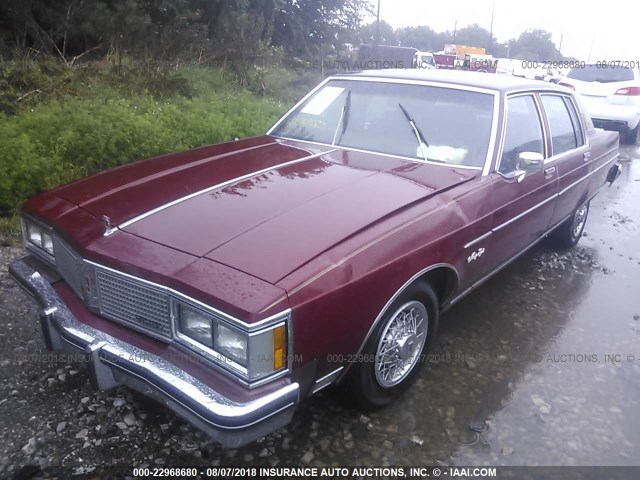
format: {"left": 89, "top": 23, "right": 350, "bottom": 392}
{"left": 8, "top": 257, "right": 299, "bottom": 447}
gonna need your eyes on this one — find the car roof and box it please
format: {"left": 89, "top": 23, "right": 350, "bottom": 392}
{"left": 336, "top": 69, "right": 570, "bottom": 93}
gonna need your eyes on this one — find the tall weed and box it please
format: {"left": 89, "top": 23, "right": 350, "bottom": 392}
{"left": 0, "top": 65, "right": 292, "bottom": 226}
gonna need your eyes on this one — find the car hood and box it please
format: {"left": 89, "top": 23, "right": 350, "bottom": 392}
{"left": 53, "top": 136, "right": 477, "bottom": 284}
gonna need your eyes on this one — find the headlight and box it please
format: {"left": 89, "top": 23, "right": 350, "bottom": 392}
{"left": 42, "top": 232, "right": 54, "bottom": 255}
{"left": 215, "top": 324, "right": 247, "bottom": 364}
{"left": 26, "top": 222, "right": 43, "bottom": 247}
{"left": 179, "top": 305, "right": 214, "bottom": 347}
{"left": 176, "top": 302, "right": 289, "bottom": 382}
{"left": 22, "top": 217, "right": 56, "bottom": 263}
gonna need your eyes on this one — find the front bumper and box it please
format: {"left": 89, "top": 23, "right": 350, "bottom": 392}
{"left": 8, "top": 257, "right": 299, "bottom": 447}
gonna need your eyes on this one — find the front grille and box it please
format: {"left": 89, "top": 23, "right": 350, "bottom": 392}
{"left": 53, "top": 237, "right": 84, "bottom": 297}
{"left": 52, "top": 235, "right": 172, "bottom": 338}
{"left": 96, "top": 269, "right": 172, "bottom": 337}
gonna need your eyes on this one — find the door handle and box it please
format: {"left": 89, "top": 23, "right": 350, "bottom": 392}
{"left": 583, "top": 151, "right": 591, "bottom": 161}
{"left": 544, "top": 166, "right": 556, "bottom": 179}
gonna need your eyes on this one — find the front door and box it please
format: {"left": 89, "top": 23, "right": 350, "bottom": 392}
{"left": 485, "top": 93, "right": 559, "bottom": 272}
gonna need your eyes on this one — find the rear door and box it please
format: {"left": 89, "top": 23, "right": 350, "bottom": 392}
{"left": 484, "top": 93, "right": 558, "bottom": 271}
{"left": 539, "top": 94, "right": 593, "bottom": 228}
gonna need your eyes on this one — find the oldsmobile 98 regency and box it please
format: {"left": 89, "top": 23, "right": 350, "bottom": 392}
{"left": 9, "top": 70, "right": 622, "bottom": 447}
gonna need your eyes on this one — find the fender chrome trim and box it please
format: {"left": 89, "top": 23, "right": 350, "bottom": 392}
{"left": 336, "top": 263, "right": 459, "bottom": 383}
{"left": 559, "top": 152, "right": 618, "bottom": 196}
{"left": 492, "top": 193, "right": 559, "bottom": 233}
{"left": 312, "top": 367, "right": 344, "bottom": 394}
{"left": 464, "top": 230, "right": 493, "bottom": 249}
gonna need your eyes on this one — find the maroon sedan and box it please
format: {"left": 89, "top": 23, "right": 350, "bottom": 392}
{"left": 9, "top": 70, "right": 622, "bottom": 446}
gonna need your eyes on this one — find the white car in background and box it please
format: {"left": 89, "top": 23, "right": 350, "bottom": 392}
{"left": 560, "top": 64, "right": 640, "bottom": 144}
{"left": 413, "top": 51, "right": 436, "bottom": 69}
{"left": 496, "top": 58, "right": 519, "bottom": 75}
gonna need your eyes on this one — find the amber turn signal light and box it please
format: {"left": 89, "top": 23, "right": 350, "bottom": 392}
{"left": 273, "top": 325, "right": 286, "bottom": 370}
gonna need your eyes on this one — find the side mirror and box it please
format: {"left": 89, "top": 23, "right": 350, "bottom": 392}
{"left": 517, "top": 151, "right": 544, "bottom": 172}
{"left": 513, "top": 152, "right": 544, "bottom": 183}
{"left": 500, "top": 152, "right": 544, "bottom": 183}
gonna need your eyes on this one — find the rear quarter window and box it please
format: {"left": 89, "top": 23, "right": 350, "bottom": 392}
{"left": 563, "top": 97, "right": 585, "bottom": 147}
{"left": 572, "top": 94, "right": 595, "bottom": 132}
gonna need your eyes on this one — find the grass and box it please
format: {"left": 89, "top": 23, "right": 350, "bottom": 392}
{"left": 0, "top": 59, "right": 320, "bottom": 238}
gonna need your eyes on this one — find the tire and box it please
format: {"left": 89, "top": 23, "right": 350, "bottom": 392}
{"left": 346, "top": 283, "right": 438, "bottom": 410}
{"left": 550, "top": 201, "right": 590, "bottom": 249}
{"left": 621, "top": 123, "right": 639, "bottom": 145}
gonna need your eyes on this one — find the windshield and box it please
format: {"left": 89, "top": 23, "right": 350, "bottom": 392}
{"left": 567, "top": 65, "right": 635, "bottom": 83}
{"left": 271, "top": 79, "right": 495, "bottom": 168}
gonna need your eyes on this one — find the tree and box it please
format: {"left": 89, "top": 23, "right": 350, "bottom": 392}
{"left": 508, "top": 29, "right": 562, "bottom": 61}
{"left": 396, "top": 26, "right": 452, "bottom": 51}
{"left": 452, "top": 24, "right": 495, "bottom": 51}
{"left": 272, "top": 0, "right": 372, "bottom": 58}
{"left": 353, "top": 20, "right": 397, "bottom": 46}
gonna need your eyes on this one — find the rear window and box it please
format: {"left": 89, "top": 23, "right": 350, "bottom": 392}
{"left": 567, "top": 65, "right": 635, "bottom": 83}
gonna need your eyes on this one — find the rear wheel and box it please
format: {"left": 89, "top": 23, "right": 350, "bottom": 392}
{"left": 622, "top": 123, "right": 639, "bottom": 145}
{"left": 346, "top": 283, "right": 438, "bottom": 410}
{"left": 550, "top": 201, "right": 590, "bottom": 249}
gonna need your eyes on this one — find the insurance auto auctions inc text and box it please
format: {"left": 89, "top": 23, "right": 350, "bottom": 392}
{"left": 254, "top": 466, "right": 497, "bottom": 478}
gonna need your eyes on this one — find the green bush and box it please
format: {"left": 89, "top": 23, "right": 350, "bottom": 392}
{"left": 0, "top": 64, "right": 292, "bottom": 228}
{"left": 259, "top": 67, "right": 324, "bottom": 104}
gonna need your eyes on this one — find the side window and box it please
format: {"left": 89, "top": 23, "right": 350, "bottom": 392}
{"left": 572, "top": 94, "right": 594, "bottom": 133}
{"left": 499, "top": 95, "right": 545, "bottom": 174}
{"left": 541, "top": 95, "right": 579, "bottom": 155}
{"left": 563, "top": 97, "right": 585, "bottom": 148}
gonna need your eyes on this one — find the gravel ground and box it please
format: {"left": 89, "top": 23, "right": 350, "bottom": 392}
{"left": 1, "top": 146, "right": 639, "bottom": 478}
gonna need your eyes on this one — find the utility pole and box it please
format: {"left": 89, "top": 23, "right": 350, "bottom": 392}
{"left": 375, "top": 0, "right": 381, "bottom": 46}
{"left": 558, "top": 34, "right": 564, "bottom": 56}
{"left": 489, "top": 0, "right": 495, "bottom": 51}
{"left": 453, "top": 20, "right": 457, "bottom": 42}
{"left": 587, "top": 36, "right": 595, "bottom": 62}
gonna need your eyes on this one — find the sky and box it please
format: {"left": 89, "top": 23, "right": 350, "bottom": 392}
{"left": 368, "top": 0, "right": 640, "bottom": 61}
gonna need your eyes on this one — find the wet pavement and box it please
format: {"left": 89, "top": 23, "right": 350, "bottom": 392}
{"left": 0, "top": 145, "right": 639, "bottom": 475}
{"left": 447, "top": 144, "right": 640, "bottom": 467}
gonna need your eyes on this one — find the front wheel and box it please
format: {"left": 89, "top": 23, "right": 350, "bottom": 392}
{"left": 346, "top": 283, "right": 438, "bottom": 410}
{"left": 550, "top": 201, "right": 590, "bottom": 249}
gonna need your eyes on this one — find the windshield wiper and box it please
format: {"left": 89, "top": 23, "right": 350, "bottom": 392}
{"left": 332, "top": 90, "right": 351, "bottom": 145}
{"left": 398, "top": 102, "right": 430, "bottom": 160}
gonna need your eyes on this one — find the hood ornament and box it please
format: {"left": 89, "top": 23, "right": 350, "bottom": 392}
{"left": 102, "top": 215, "right": 117, "bottom": 236}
